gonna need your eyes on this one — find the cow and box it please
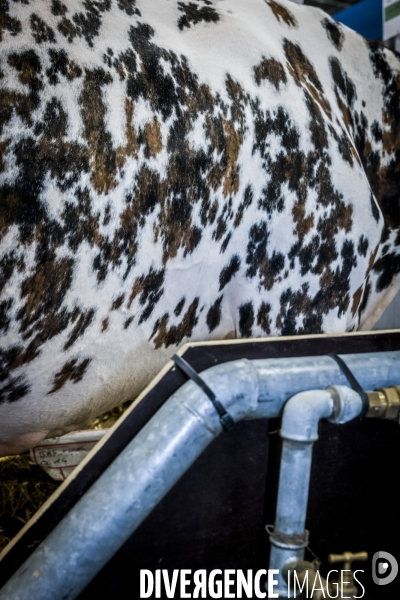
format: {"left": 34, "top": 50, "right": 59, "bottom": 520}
{"left": 0, "top": 0, "right": 399, "bottom": 456}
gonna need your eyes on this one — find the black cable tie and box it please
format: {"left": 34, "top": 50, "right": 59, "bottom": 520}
{"left": 172, "top": 354, "right": 234, "bottom": 432}
{"left": 328, "top": 354, "right": 369, "bottom": 417}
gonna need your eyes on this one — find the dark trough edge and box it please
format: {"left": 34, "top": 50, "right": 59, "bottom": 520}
{"left": 0, "top": 331, "right": 399, "bottom": 587}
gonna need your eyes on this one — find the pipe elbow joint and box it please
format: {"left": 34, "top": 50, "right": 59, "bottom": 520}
{"left": 281, "top": 385, "right": 364, "bottom": 443}
{"left": 327, "top": 385, "right": 363, "bottom": 424}
{"left": 281, "top": 390, "right": 334, "bottom": 443}
{"left": 182, "top": 358, "right": 260, "bottom": 433}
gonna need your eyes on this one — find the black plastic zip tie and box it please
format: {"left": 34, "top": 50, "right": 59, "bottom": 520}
{"left": 328, "top": 354, "right": 369, "bottom": 417}
{"left": 172, "top": 354, "right": 234, "bottom": 432}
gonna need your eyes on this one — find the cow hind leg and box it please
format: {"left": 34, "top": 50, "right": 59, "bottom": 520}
{"left": 0, "top": 431, "right": 48, "bottom": 458}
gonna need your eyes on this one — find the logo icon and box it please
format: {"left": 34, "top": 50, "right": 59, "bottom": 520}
{"left": 372, "top": 551, "right": 398, "bottom": 586}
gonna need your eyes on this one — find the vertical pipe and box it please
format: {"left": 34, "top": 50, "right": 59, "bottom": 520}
{"left": 268, "top": 387, "right": 363, "bottom": 597}
{"left": 275, "top": 441, "right": 313, "bottom": 535}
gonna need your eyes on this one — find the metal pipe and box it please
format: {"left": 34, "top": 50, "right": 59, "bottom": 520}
{"left": 1, "top": 351, "right": 400, "bottom": 600}
{"left": 253, "top": 351, "right": 400, "bottom": 416}
{"left": 269, "top": 386, "right": 364, "bottom": 597}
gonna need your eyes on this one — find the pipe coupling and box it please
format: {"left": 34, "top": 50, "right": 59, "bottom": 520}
{"left": 326, "top": 385, "right": 363, "bottom": 424}
{"left": 269, "top": 529, "right": 309, "bottom": 551}
{"left": 366, "top": 386, "right": 400, "bottom": 421}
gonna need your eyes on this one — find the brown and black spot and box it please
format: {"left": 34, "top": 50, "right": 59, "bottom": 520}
{"left": 252, "top": 104, "right": 303, "bottom": 219}
{"left": 79, "top": 67, "right": 118, "bottom": 194}
{"left": 0, "top": 344, "right": 33, "bottom": 403}
{"left": 260, "top": 251, "right": 286, "bottom": 290}
{"left": 117, "top": 0, "right": 141, "bottom": 17}
{"left": 365, "top": 42, "right": 400, "bottom": 237}
{"left": 358, "top": 235, "right": 369, "bottom": 257}
{"left": 0, "top": 373, "right": 30, "bottom": 404}
{"left": 51, "top": 0, "right": 68, "bottom": 17}
{"left": 8, "top": 48, "right": 42, "bottom": 92}
{"left": 212, "top": 197, "right": 234, "bottom": 243}
{"left": 64, "top": 308, "right": 95, "bottom": 351}
{"left": 106, "top": 23, "right": 247, "bottom": 267}
{"left": 35, "top": 99, "right": 89, "bottom": 191}
{"left": 221, "top": 120, "right": 241, "bottom": 197}
{"left": 238, "top": 302, "right": 254, "bottom": 337}
{"left": 254, "top": 57, "right": 287, "bottom": 90}
{"left": 101, "top": 317, "right": 109, "bottom": 332}
{"left": 0, "top": 251, "right": 24, "bottom": 298}
{"left": 225, "top": 75, "right": 248, "bottom": 127}
{"left": 206, "top": 295, "right": 223, "bottom": 332}
{"left": 0, "top": 0, "right": 22, "bottom": 42}
{"left": 326, "top": 41, "right": 400, "bottom": 298}
{"left": 257, "top": 302, "right": 272, "bottom": 335}
{"left": 46, "top": 48, "right": 82, "bottom": 85}
{"left": 321, "top": 17, "right": 344, "bottom": 51}
{"left": 284, "top": 40, "right": 331, "bottom": 119}
{"left": 0, "top": 136, "right": 47, "bottom": 241}
{"left": 124, "top": 23, "right": 178, "bottom": 120}
{"left": 30, "top": 13, "right": 56, "bottom": 44}
{"left": 220, "top": 232, "right": 232, "bottom": 254}
{"left": 315, "top": 239, "right": 357, "bottom": 315}
{"left": 0, "top": 137, "right": 10, "bottom": 173}
{"left": 127, "top": 267, "right": 165, "bottom": 324}
{"left": 0, "top": 85, "right": 37, "bottom": 137}
{"left": 233, "top": 185, "right": 253, "bottom": 228}
{"left": 174, "top": 297, "right": 186, "bottom": 317}
{"left": 246, "top": 221, "right": 269, "bottom": 278}
{"left": 245, "top": 217, "right": 285, "bottom": 289}
{"left": 250, "top": 82, "right": 357, "bottom": 305}
{"left": 116, "top": 98, "right": 139, "bottom": 169}
{"left": 57, "top": 0, "right": 111, "bottom": 48}
{"left": 111, "top": 294, "right": 125, "bottom": 310}
{"left": 277, "top": 284, "right": 323, "bottom": 335}
{"left": 142, "top": 116, "right": 162, "bottom": 159}
{"left": 304, "top": 89, "right": 328, "bottom": 150}
{"left": 245, "top": 218, "right": 286, "bottom": 289}
{"left": 0, "top": 252, "right": 84, "bottom": 387}
{"left": 0, "top": 297, "right": 12, "bottom": 334}
{"left": 158, "top": 154, "right": 203, "bottom": 262}
{"left": 177, "top": 0, "right": 219, "bottom": 31}
{"left": 205, "top": 114, "right": 238, "bottom": 199}
{"left": 327, "top": 122, "right": 356, "bottom": 167}
{"left": 17, "top": 257, "right": 74, "bottom": 342}
{"left": 371, "top": 120, "right": 383, "bottom": 143}
{"left": 1, "top": 60, "right": 89, "bottom": 240}
{"left": 124, "top": 315, "right": 134, "bottom": 329}
{"left": 265, "top": 0, "right": 297, "bottom": 28}
{"left": 351, "top": 284, "right": 363, "bottom": 316}
{"left": 292, "top": 200, "right": 314, "bottom": 244}
{"left": 219, "top": 255, "right": 241, "bottom": 291}
{"left": 329, "top": 56, "right": 357, "bottom": 132}
{"left": 151, "top": 298, "right": 200, "bottom": 349}
{"left": 48, "top": 357, "right": 92, "bottom": 394}
{"left": 62, "top": 187, "right": 101, "bottom": 253}
{"left": 125, "top": 160, "right": 159, "bottom": 221}
{"left": 373, "top": 251, "right": 400, "bottom": 293}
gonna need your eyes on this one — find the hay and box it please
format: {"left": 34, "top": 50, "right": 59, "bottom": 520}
{"left": 0, "top": 400, "right": 132, "bottom": 552}
{"left": 0, "top": 454, "right": 59, "bottom": 552}
{"left": 84, "top": 400, "right": 132, "bottom": 430}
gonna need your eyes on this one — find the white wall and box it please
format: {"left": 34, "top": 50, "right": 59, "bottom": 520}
{"left": 372, "top": 291, "right": 400, "bottom": 330}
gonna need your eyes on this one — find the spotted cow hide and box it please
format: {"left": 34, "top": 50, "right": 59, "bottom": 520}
{"left": 0, "top": 0, "right": 399, "bottom": 453}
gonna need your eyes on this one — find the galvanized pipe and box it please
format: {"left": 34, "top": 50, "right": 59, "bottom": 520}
{"left": 1, "top": 351, "right": 400, "bottom": 600}
{"left": 269, "top": 386, "right": 364, "bottom": 597}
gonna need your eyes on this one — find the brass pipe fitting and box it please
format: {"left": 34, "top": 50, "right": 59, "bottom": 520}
{"left": 328, "top": 551, "right": 368, "bottom": 570}
{"left": 283, "top": 560, "right": 330, "bottom": 600}
{"left": 366, "top": 386, "right": 400, "bottom": 421}
{"left": 328, "top": 551, "right": 368, "bottom": 598}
